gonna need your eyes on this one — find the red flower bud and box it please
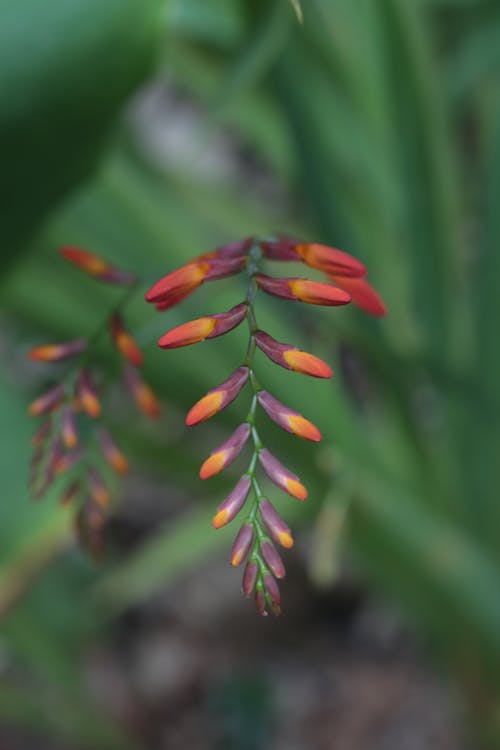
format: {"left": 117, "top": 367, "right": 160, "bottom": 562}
{"left": 259, "top": 498, "right": 294, "bottom": 548}
{"left": 110, "top": 313, "right": 143, "bottom": 367}
{"left": 145, "top": 260, "right": 210, "bottom": 305}
{"left": 200, "top": 423, "right": 250, "bottom": 479}
{"left": 230, "top": 523, "right": 254, "bottom": 567}
{"left": 328, "top": 274, "right": 387, "bottom": 317}
{"left": 61, "top": 247, "right": 136, "bottom": 284}
{"left": 29, "top": 338, "right": 87, "bottom": 363}
{"left": 255, "top": 331, "right": 332, "bottom": 378}
{"left": 258, "top": 448, "right": 307, "bottom": 501}
{"left": 158, "top": 303, "right": 247, "bottom": 349}
{"left": 255, "top": 274, "right": 350, "bottom": 306}
{"left": 212, "top": 476, "right": 251, "bottom": 529}
{"left": 257, "top": 390, "right": 321, "bottom": 442}
{"left": 186, "top": 366, "right": 249, "bottom": 426}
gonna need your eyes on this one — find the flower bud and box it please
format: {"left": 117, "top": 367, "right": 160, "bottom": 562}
{"left": 295, "top": 243, "right": 367, "bottom": 278}
{"left": 61, "top": 247, "right": 136, "bottom": 284}
{"left": 257, "top": 390, "right": 321, "bottom": 442}
{"left": 261, "top": 540, "right": 286, "bottom": 579}
{"left": 124, "top": 365, "right": 161, "bottom": 419}
{"left": 29, "top": 338, "right": 87, "bottom": 363}
{"left": 59, "top": 480, "right": 81, "bottom": 506}
{"left": 258, "top": 448, "right": 307, "bottom": 501}
{"left": 255, "top": 331, "right": 332, "bottom": 378}
{"left": 88, "top": 468, "right": 110, "bottom": 508}
{"left": 259, "top": 498, "right": 294, "bottom": 548}
{"left": 255, "top": 274, "right": 350, "bottom": 306}
{"left": 186, "top": 366, "right": 249, "bottom": 426}
{"left": 97, "top": 429, "right": 129, "bottom": 475}
{"left": 145, "top": 260, "right": 210, "bottom": 305}
{"left": 200, "top": 423, "right": 250, "bottom": 479}
{"left": 77, "top": 370, "right": 101, "bottom": 418}
{"left": 53, "top": 446, "right": 84, "bottom": 475}
{"left": 158, "top": 303, "right": 247, "bottom": 349}
{"left": 28, "top": 385, "right": 64, "bottom": 416}
{"left": 110, "top": 313, "right": 143, "bottom": 367}
{"left": 31, "top": 418, "right": 52, "bottom": 447}
{"left": 212, "top": 476, "right": 251, "bottom": 528}
{"left": 255, "top": 587, "right": 268, "bottom": 617}
{"left": 242, "top": 560, "right": 259, "bottom": 597}
{"left": 259, "top": 237, "right": 301, "bottom": 262}
{"left": 61, "top": 407, "right": 78, "bottom": 449}
{"left": 263, "top": 573, "right": 281, "bottom": 616}
{"left": 328, "top": 274, "right": 387, "bottom": 317}
{"left": 230, "top": 523, "right": 254, "bottom": 567}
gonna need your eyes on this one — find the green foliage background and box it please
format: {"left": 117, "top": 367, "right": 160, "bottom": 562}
{"left": 1, "top": 0, "right": 500, "bottom": 746}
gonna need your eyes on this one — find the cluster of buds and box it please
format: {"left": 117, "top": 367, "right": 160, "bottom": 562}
{"left": 28, "top": 248, "right": 161, "bottom": 557}
{"left": 146, "top": 236, "right": 385, "bottom": 615}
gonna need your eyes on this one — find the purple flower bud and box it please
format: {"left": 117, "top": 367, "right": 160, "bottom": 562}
{"left": 28, "top": 384, "right": 65, "bottom": 417}
{"left": 263, "top": 573, "right": 281, "bottom": 616}
{"left": 255, "top": 587, "right": 268, "bottom": 617}
{"left": 259, "top": 498, "right": 294, "bottom": 548}
{"left": 212, "top": 476, "right": 251, "bottom": 529}
{"left": 242, "top": 560, "right": 259, "bottom": 598}
{"left": 230, "top": 523, "right": 254, "bottom": 567}
{"left": 200, "top": 422, "right": 251, "bottom": 479}
{"left": 261, "top": 540, "right": 286, "bottom": 579}
{"left": 258, "top": 448, "right": 308, "bottom": 501}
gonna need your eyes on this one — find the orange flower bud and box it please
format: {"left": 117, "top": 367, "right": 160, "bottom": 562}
{"left": 258, "top": 449, "right": 308, "bottom": 501}
{"left": 328, "top": 274, "right": 387, "bottom": 317}
{"left": 97, "top": 429, "right": 129, "bottom": 475}
{"left": 257, "top": 391, "right": 321, "bottom": 442}
{"left": 28, "top": 385, "right": 64, "bottom": 416}
{"left": 145, "top": 261, "right": 210, "bottom": 305}
{"left": 124, "top": 365, "right": 161, "bottom": 419}
{"left": 110, "top": 313, "right": 143, "bottom": 367}
{"left": 295, "top": 243, "right": 367, "bottom": 278}
{"left": 255, "top": 331, "right": 332, "bottom": 378}
{"left": 186, "top": 366, "right": 249, "bottom": 426}
{"left": 158, "top": 303, "right": 247, "bottom": 349}
{"left": 77, "top": 370, "right": 101, "bottom": 418}
{"left": 61, "top": 247, "right": 135, "bottom": 284}
{"left": 255, "top": 274, "right": 350, "bottom": 306}
{"left": 200, "top": 423, "right": 250, "bottom": 479}
{"left": 29, "top": 339, "right": 87, "bottom": 363}
{"left": 230, "top": 523, "right": 254, "bottom": 567}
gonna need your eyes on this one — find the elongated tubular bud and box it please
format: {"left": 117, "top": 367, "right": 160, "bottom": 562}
{"left": 155, "top": 288, "right": 195, "bottom": 312}
{"left": 328, "top": 274, "right": 387, "bottom": 317}
{"left": 158, "top": 303, "right": 247, "bottom": 349}
{"left": 186, "top": 366, "right": 249, "bottom": 426}
{"left": 200, "top": 423, "right": 250, "bottom": 479}
{"left": 31, "top": 418, "right": 52, "bottom": 447}
{"left": 255, "top": 331, "right": 332, "bottom": 379}
{"left": 255, "top": 587, "right": 268, "bottom": 616}
{"left": 61, "top": 247, "right": 136, "bottom": 284}
{"left": 257, "top": 391, "right": 321, "bottom": 442}
{"left": 46, "top": 438, "right": 64, "bottom": 481}
{"left": 123, "top": 365, "right": 161, "bottom": 419}
{"left": 29, "top": 338, "right": 87, "bottom": 363}
{"left": 145, "top": 260, "right": 210, "bottom": 304}
{"left": 212, "top": 476, "right": 251, "bottom": 528}
{"left": 59, "top": 479, "right": 81, "bottom": 506}
{"left": 202, "top": 255, "right": 247, "bottom": 281}
{"left": 97, "top": 429, "right": 129, "bottom": 475}
{"left": 230, "top": 523, "right": 254, "bottom": 567}
{"left": 110, "top": 313, "right": 143, "bottom": 367}
{"left": 199, "top": 237, "right": 253, "bottom": 261}
{"left": 53, "top": 446, "right": 84, "bottom": 475}
{"left": 255, "top": 274, "right": 350, "bottom": 306}
{"left": 259, "top": 498, "right": 294, "bottom": 548}
{"left": 77, "top": 370, "right": 101, "bottom": 418}
{"left": 263, "top": 573, "right": 281, "bottom": 616}
{"left": 61, "top": 407, "right": 78, "bottom": 449}
{"left": 295, "top": 243, "right": 367, "bottom": 278}
{"left": 28, "top": 384, "right": 64, "bottom": 416}
{"left": 259, "top": 237, "right": 302, "bottom": 262}
{"left": 258, "top": 448, "right": 308, "bottom": 501}
{"left": 261, "top": 540, "right": 286, "bottom": 579}
{"left": 88, "top": 468, "right": 110, "bottom": 508}
{"left": 242, "top": 560, "right": 259, "bottom": 597}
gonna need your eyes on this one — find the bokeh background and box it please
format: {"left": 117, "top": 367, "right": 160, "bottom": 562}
{"left": 1, "top": 0, "right": 500, "bottom": 748}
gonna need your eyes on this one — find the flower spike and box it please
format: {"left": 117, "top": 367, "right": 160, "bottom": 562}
{"left": 186, "top": 366, "right": 249, "bottom": 426}
{"left": 255, "top": 331, "right": 333, "bottom": 378}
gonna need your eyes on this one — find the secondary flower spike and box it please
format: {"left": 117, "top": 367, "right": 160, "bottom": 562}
{"left": 200, "top": 423, "right": 251, "bottom": 479}
{"left": 61, "top": 247, "right": 136, "bottom": 285}
{"left": 255, "top": 331, "right": 333, "bottom": 378}
{"left": 255, "top": 274, "right": 351, "bottom": 306}
{"left": 257, "top": 390, "right": 321, "bottom": 442}
{"left": 158, "top": 303, "right": 247, "bottom": 349}
{"left": 186, "top": 366, "right": 249, "bottom": 426}
{"left": 29, "top": 339, "right": 87, "bottom": 363}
